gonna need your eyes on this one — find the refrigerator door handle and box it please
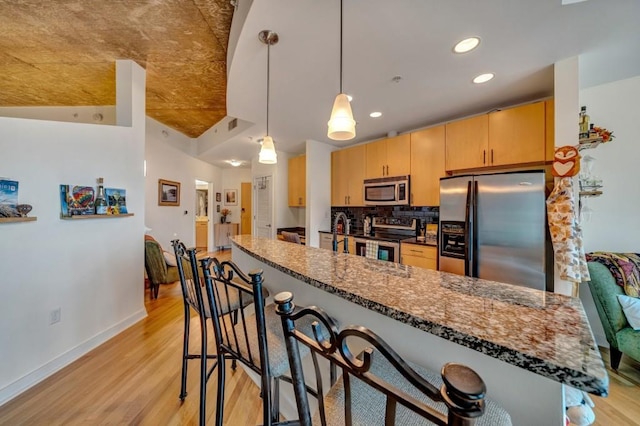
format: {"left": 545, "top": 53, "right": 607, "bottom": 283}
{"left": 472, "top": 180, "right": 479, "bottom": 278}
{"left": 464, "top": 181, "right": 472, "bottom": 277}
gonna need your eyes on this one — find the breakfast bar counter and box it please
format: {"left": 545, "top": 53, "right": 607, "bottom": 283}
{"left": 231, "top": 236, "right": 608, "bottom": 425}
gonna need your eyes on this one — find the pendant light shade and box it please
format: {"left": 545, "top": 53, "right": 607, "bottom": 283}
{"left": 328, "top": 93, "right": 356, "bottom": 140}
{"left": 328, "top": 0, "right": 355, "bottom": 141}
{"left": 258, "top": 136, "right": 277, "bottom": 164}
{"left": 258, "top": 30, "right": 278, "bottom": 164}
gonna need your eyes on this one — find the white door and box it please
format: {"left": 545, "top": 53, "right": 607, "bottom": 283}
{"left": 254, "top": 176, "right": 273, "bottom": 238}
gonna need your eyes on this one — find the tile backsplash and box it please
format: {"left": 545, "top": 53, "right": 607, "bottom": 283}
{"left": 330, "top": 206, "right": 439, "bottom": 234}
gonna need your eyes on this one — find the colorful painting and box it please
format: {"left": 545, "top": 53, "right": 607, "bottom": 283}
{"left": 105, "top": 188, "right": 127, "bottom": 215}
{"left": 0, "top": 179, "right": 19, "bottom": 208}
{"left": 67, "top": 185, "right": 95, "bottom": 215}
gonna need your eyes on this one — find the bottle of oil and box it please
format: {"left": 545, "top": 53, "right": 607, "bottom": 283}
{"left": 95, "top": 177, "right": 107, "bottom": 215}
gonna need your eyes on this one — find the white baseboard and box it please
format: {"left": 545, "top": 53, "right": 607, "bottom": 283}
{"left": 0, "top": 309, "right": 147, "bottom": 406}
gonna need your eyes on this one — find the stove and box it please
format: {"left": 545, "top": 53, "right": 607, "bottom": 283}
{"left": 370, "top": 216, "right": 417, "bottom": 240}
{"left": 354, "top": 217, "right": 417, "bottom": 262}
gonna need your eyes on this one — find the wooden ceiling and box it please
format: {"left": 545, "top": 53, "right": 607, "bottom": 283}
{"left": 0, "top": 0, "right": 233, "bottom": 138}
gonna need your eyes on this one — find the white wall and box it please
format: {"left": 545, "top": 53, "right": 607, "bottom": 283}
{"left": 0, "top": 61, "right": 146, "bottom": 405}
{"left": 553, "top": 57, "right": 580, "bottom": 297}
{"left": 220, "top": 167, "right": 252, "bottom": 225}
{"left": 144, "top": 118, "right": 222, "bottom": 249}
{"left": 577, "top": 75, "right": 640, "bottom": 347}
{"left": 305, "top": 140, "right": 334, "bottom": 247}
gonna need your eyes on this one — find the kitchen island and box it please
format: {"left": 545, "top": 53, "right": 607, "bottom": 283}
{"left": 231, "top": 236, "right": 608, "bottom": 426}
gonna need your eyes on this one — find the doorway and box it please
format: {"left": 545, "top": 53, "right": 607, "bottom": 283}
{"left": 253, "top": 176, "right": 273, "bottom": 238}
{"left": 195, "top": 179, "right": 210, "bottom": 251}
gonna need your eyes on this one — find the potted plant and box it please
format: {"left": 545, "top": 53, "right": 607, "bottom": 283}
{"left": 220, "top": 208, "right": 231, "bottom": 223}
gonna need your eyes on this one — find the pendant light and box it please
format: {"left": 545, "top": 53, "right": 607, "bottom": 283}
{"left": 258, "top": 30, "right": 278, "bottom": 164}
{"left": 327, "top": 0, "right": 356, "bottom": 141}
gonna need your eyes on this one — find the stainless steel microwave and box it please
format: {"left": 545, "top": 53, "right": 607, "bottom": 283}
{"left": 363, "top": 175, "right": 410, "bottom": 206}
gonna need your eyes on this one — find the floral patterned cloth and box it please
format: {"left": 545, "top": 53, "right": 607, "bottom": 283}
{"left": 585, "top": 252, "right": 640, "bottom": 297}
{"left": 546, "top": 177, "right": 590, "bottom": 283}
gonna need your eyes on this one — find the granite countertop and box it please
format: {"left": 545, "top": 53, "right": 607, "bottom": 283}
{"left": 231, "top": 235, "right": 609, "bottom": 396}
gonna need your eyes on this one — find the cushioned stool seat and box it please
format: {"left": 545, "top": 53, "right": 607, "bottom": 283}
{"left": 316, "top": 355, "right": 511, "bottom": 425}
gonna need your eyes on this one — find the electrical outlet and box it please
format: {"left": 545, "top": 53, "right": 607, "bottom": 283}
{"left": 50, "top": 308, "right": 61, "bottom": 325}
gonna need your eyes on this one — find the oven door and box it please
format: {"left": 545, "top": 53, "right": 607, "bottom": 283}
{"left": 377, "top": 242, "right": 399, "bottom": 263}
{"left": 354, "top": 238, "right": 399, "bottom": 263}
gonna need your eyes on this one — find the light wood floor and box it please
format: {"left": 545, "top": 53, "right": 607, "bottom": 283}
{"left": 0, "top": 248, "right": 638, "bottom": 425}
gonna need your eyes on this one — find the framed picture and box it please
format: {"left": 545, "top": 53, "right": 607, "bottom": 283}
{"left": 224, "top": 189, "right": 237, "bottom": 206}
{"left": 158, "top": 179, "right": 180, "bottom": 206}
{"left": 216, "top": 192, "right": 221, "bottom": 202}
{"left": 216, "top": 204, "right": 220, "bottom": 213}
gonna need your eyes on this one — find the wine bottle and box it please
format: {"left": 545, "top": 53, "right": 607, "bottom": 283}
{"left": 95, "top": 177, "right": 107, "bottom": 215}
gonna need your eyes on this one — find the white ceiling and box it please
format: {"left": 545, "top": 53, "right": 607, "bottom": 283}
{"left": 199, "top": 0, "right": 640, "bottom": 168}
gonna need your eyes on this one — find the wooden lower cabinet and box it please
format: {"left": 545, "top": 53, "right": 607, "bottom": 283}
{"left": 195, "top": 221, "right": 208, "bottom": 250}
{"left": 214, "top": 223, "right": 239, "bottom": 249}
{"left": 400, "top": 243, "right": 438, "bottom": 270}
{"left": 319, "top": 232, "right": 355, "bottom": 254}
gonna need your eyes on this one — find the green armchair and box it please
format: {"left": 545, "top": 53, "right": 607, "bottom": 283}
{"left": 587, "top": 261, "right": 640, "bottom": 370}
{"left": 144, "top": 239, "right": 180, "bottom": 299}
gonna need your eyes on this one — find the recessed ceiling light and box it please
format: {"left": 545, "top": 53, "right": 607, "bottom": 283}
{"left": 226, "top": 159, "right": 242, "bottom": 167}
{"left": 453, "top": 37, "right": 480, "bottom": 53}
{"left": 473, "top": 73, "right": 494, "bottom": 84}
{"left": 369, "top": 112, "right": 382, "bottom": 118}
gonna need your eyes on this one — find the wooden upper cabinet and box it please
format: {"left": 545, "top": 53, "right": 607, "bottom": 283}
{"left": 331, "top": 145, "right": 365, "bottom": 206}
{"left": 445, "top": 115, "right": 489, "bottom": 171}
{"left": 445, "top": 101, "right": 552, "bottom": 172}
{"left": 545, "top": 100, "right": 555, "bottom": 162}
{"left": 488, "top": 101, "right": 546, "bottom": 167}
{"left": 410, "top": 125, "right": 445, "bottom": 206}
{"left": 288, "top": 155, "right": 306, "bottom": 207}
{"left": 365, "top": 134, "right": 411, "bottom": 178}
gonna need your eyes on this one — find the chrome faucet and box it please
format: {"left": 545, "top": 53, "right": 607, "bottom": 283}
{"left": 332, "top": 212, "right": 350, "bottom": 254}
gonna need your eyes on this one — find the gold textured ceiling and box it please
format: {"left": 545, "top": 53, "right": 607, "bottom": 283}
{"left": 0, "top": 0, "right": 233, "bottom": 138}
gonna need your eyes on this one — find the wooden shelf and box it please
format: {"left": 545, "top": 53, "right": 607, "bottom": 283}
{"left": 579, "top": 190, "right": 603, "bottom": 197}
{"left": 0, "top": 216, "right": 37, "bottom": 223}
{"left": 578, "top": 137, "right": 603, "bottom": 151}
{"left": 60, "top": 213, "right": 134, "bottom": 220}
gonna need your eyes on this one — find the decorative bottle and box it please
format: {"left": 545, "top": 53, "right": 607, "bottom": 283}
{"left": 579, "top": 106, "right": 590, "bottom": 139}
{"left": 95, "top": 177, "right": 107, "bottom": 215}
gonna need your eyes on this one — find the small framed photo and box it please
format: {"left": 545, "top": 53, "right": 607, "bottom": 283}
{"left": 216, "top": 204, "right": 220, "bottom": 213}
{"left": 224, "top": 189, "right": 237, "bottom": 206}
{"left": 216, "top": 192, "right": 221, "bottom": 202}
{"left": 158, "top": 179, "right": 180, "bottom": 206}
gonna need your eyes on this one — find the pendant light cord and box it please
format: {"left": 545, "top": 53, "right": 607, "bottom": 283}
{"left": 340, "top": 0, "right": 343, "bottom": 94}
{"left": 266, "top": 42, "right": 270, "bottom": 137}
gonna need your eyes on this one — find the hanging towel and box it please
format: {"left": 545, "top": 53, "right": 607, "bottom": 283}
{"left": 365, "top": 240, "right": 379, "bottom": 260}
{"left": 546, "top": 177, "right": 590, "bottom": 284}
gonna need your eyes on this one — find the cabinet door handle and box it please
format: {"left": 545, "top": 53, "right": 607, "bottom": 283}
{"left": 348, "top": 195, "right": 351, "bottom": 204}
{"left": 483, "top": 150, "right": 486, "bottom": 164}
{"left": 382, "top": 165, "right": 385, "bottom": 176}
{"left": 491, "top": 149, "right": 494, "bottom": 164}
{"left": 386, "top": 165, "right": 389, "bottom": 175}
{"left": 344, "top": 195, "right": 347, "bottom": 205}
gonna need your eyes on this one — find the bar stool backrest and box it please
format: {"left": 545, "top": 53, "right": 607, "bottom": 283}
{"left": 275, "top": 292, "right": 490, "bottom": 426}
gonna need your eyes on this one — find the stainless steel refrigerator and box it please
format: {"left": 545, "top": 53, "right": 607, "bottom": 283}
{"left": 438, "top": 170, "right": 553, "bottom": 292}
